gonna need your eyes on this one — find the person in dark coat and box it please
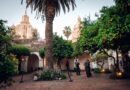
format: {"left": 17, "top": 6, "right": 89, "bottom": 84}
{"left": 76, "top": 62, "right": 81, "bottom": 75}
{"left": 84, "top": 59, "right": 92, "bottom": 77}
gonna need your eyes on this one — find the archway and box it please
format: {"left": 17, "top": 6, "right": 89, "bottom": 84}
{"left": 27, "top": 54, "right": 39, "bottom": 72}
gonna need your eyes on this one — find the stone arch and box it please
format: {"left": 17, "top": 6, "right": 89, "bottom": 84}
{"left": 27, "top": 52, "right": 43, "bottom": 72}
{"left": 27, "top": 54, "right": 39, "bottom": 72}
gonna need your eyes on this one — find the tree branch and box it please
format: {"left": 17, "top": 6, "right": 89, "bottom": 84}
{"left": 101, "top": 48, "right": 116, "bottom": 65}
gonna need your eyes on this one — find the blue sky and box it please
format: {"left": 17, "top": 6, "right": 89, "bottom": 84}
{"left": 0, "top": 0, "right": 115, "bottom": 39}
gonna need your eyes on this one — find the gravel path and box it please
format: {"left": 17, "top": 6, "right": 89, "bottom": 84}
{"left": 5, "top": 72, "right": 130, "bottom": 90}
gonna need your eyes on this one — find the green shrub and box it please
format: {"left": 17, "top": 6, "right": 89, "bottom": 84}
{"left": 39, "top": 70, "right": 53, "bottom": 80}
{"left": 93, "top": 68, "right": 101, "bottom": 73}
{"left": 93, "top": 68, "right": 112, "bottom": 74}
{"left": 9, "top": 45, "right": 30, "bottom": 56}
{"left": 57, "top": 72, "right": 66, "bottom": 79}
{"left": 39, "top": 70, "right": 66, "bottom": 81}
{"left": 39, "top": 48, "right": 45, "bottom": 58}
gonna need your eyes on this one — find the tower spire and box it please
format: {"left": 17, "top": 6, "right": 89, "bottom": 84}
{"left": 25, "top": 9, "right": 27, "bottom": 15}
{"left": 21, "top": 9, "right": 29, "bottom": 24}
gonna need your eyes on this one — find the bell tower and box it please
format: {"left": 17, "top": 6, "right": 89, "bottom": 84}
{"left": 11, "top": 10, "right": 38, "bottom": 40}
{"left": 71, "top": 16, "right": 83, "bottom": 43}
{"left": 21, "top": 10, "right": 29, "bottom": 24}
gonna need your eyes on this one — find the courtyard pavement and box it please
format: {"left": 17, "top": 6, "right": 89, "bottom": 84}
{"left": 5, "top": 72, "right": 130, "bottom": 90}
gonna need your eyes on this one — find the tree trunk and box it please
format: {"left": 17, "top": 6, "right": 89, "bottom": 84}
{"left": 45, "top": 5, "right": 55, "bottom": 70}
{"left": 102, "top": 49, "right": 116, "bottom": 65}
{"left": 57, "top": 59, "right": 62, "bottom": 70}
{"left": 115, "top": 49, "right": 119, "bottom": 71}
{"left": 96, "top": 60, "right": 104, "bottom": 69}
{"left": 121, "top": 52, "right": 130, "bottom": 77}
{"left": 121, "top": 52, "right": 126, "bottom": 71}
{"left": 17, "top": 56, "right": 21, "bottom": 74}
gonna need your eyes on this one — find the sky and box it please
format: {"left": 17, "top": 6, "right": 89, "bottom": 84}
{"left": 0, "top": 0, "right": 115, "bottom": 39}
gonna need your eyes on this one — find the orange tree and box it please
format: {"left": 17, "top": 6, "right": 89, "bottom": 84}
{"left": 78, "top": 0, "right": 130, "bottom": 77}
{"left": 99, "top": 0, "right": 130, "bottom": 76}
{"left": 52, "top": 33, "right": 73, "bottom": 70}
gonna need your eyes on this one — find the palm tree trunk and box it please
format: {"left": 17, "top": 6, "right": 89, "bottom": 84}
{"left": 45, "top": 5, "right": 55, "bottom": 70}
{"left": 45, "top": 21, "right": 53, "bottom": 70}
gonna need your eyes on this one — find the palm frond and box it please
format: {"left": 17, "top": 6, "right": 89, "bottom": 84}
{"left": 21, "top": 0, "right": 76, "bottom": 17}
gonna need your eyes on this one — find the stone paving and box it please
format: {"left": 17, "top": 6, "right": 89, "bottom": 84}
{"left": 5, "top": 72, "right": 130, "bottom": 90}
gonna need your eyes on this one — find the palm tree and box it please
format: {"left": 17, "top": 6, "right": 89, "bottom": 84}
{"left": 32, "top": 29, "right": 39, "bottom": 40}
{"left": 63, "top": 26, "right": 71, "bottom": 40}
{"left": 21, "top": 0, "right": 76, "bottom": 70}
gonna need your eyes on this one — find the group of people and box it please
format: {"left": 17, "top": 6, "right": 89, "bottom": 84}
{"left": 66, "top": 57, "right": 92, "bottom": 82}
{"left": 74, "top": 58, "right": 92, "bottom": 77}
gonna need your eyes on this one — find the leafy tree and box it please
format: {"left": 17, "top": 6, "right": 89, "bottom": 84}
{"left": 0, "top": 20, "right": 17, "bottom": 88}
{"left": 72, "top": 39, "right": 83, "bottom": 57}
{"left": 97, "top": 0, "right": 130, "bottom": 73}
{"left": 39, "top": 48, "right": 45, "bottom": 58}
{"left": 64, "top": 41, "right": 73, "bottom": 58}
{"left": 63, "top": 26, "right": 71, "bottom": 40}
{"left": 79, "top": 20, "right": 99, "bottom": 53}
{"left": 93, "top": 51, "right": 108, "bottom": 69}
{"left": 22, "top": 0, "right": 76, "bottom": 70}
{"left": 52, "top": 33, "right": 73, "bottom": 69}
{"left": 77, "top": 0, "right": 130, "bottom": 77}
{"left": 114, "top": 0, "right": 130, "bottom": 76}
{"left": 9, "top": 45, "right": 30, "bottom": 73}
{"left": 72, "top": 17, "right": 92, "bottom": 57}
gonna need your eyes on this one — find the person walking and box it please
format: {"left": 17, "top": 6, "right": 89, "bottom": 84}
{"left": 84, "top": 59, "right": 92, "bottom": 77}
{"left": 66, "top": 59, "right": 73, "bottom": 82}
